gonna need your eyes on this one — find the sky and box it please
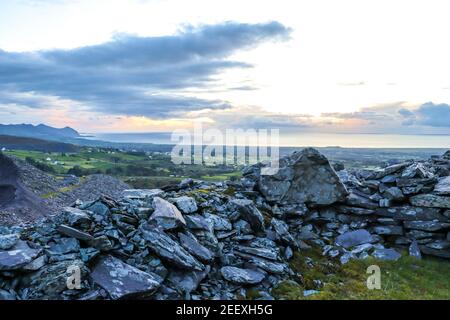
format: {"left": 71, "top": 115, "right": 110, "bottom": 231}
{"left": 0, "top": 0, "right": 450, "bottom": 137}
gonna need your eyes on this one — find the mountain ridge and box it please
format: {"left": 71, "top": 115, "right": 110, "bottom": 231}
{"left": 0, "top": 123, "right": 80, "bottom": 141}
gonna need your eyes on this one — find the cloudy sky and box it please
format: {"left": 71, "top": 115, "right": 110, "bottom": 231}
{"left": 1, "top": 0, "right": 450, "bottom": 137}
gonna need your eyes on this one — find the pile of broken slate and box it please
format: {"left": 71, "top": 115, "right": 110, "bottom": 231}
{"left": 0, "top": 148, "right": 449, "bottom": 300}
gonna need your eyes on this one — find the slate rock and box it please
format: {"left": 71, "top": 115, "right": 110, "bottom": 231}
{"left": 56, "top": 225, "right": 94, "bottom": 242}
{"left": 409, "top": 194, "right": 450, "bottom": 209}
{"left": 0, "top": 247, "right": 41, "bottom": 271}
{"left": 46, "top": 238, "right": 80, "bottom": 255}
{"left": 373, "top": 226, "right": 403, "bottom": 236}
{"left": 372, "top": 248, "right": 401, "bottom": 261}
{"left": 174, "top": 196, "right": 198, "bottom": 214}
{"left": 403, "top": 221, "right": 450, "bottom": 232}
{"left": 205, "top": 213, "right": 232, "bottom": 231}
{"left": 257, "top": 148, "right": 348, "bottom": 205}
{"left": 271, "top": 218, "right": 298, "bottom": 248}
{"left": 244, "top": 256, "right": 290, "bottom": 275}
{"left": 408, "top": 240, "right": 422, "bottom": 259}
{"left": 167, "top": 266, "right": 210, "bottom": 294}
{"left": 335, "top": 229, "right": 375, "bottom": 249}
{"left": 140, "top": 226, "right": 204, "bottom": 270}
{"left": 150, "top": 197, "right": 186, "bottom": 230}
{"left": 123, "top": 189, "right": 164, "bottom": 199}
{"left": 0, "top": 289, "right": 16, "bottom": 300}
{"left": 434, "top": 176, "right": 450, "bottom": 195}
{"left": 231, "top": 199, "right": 265, "bottom": 233}
{"left": 0, "top": 234, "right": 19, "bottom": 250}
{"left": 25, "top": 259, "right": 87, "bottom": 300}
{"left": 22, "top": 255, "right": 47, "bottom": 271}
{"left": 185, "top": 215, "right": 210, "bottom": 231}
{"left": 90, "top": 255, "right": 163, "bottom": 299}
{"left": 235, "top": 245, "right": 280, "bottom": 261}
{"left": 220, "top": 266, "right": 266, "bottom": 284}
{"left": 178, "top": 232, "right": 214, "bottom": 262}
{"left": 63, "top": 207, "right": 91, "bottom": 228}
{"left": 420, "top": 245, "right": 450, "bottom": 258}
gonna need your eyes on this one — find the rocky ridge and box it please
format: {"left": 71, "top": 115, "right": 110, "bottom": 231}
{"left": 0, "top": 148, "right": 449, "bottom": 300}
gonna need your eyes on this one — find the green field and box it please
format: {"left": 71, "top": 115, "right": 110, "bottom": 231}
{"left": 4, "top": 148, "right": 241, "bottom": 188}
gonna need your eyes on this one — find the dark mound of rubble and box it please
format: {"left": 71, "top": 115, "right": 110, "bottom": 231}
{"left": 0, "top": 154, "right": 130, "bottom": 226}
{"left": 0, "top": 154, "right": 51, "bottom": 224}
{"left": 0, "top": 148, "right": 448, "bottom": 300}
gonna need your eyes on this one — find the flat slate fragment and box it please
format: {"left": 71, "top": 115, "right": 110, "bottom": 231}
{"left": 140, "top": 226, "right": 204, "bottom": 270}
{"left": 91, "top": 255, "right": 162, "bottom": 300}
{"left": 0, "top": 247, "right": 41, "bottom": 271}
{"left": 220, "top": 266, "right": 266, "bottom": 284}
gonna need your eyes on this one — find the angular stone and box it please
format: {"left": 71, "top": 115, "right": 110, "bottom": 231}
{"left": 383, "top": 187, "right": 404, "bottom": 201}
{"left": 419, "top": 245, "right": 450, "bottom": 259}
{"left": 271, "top": 218, "right": 298, "bottom": 248}
{"left": 235, "top": 245, "right": 280, "bottom": 261}
{"left": 257, "top": 148, "right": 348, "bottom": 205}
{"left": 409, "top": 240, "right": 422, "bottom": 259}
{"left": 25, "top": 259, "right": 88, "bottom": 300}
{"left": 345, "top": 192, "right": 378, "bottom": 209}
{"left": 167, "top": 266, "right": 210, "bottom": 294}
{"left": 220, "top": 266, "right": 265, "bottom": 284}
{"left": 56, "top": 225, "right": 94, "bottom": 242}
{"left": 434, "top": 176, "right": 450, "bottom": 195}
{"left": 123, "top": 189, "right": 163, "bottom": 199}
{"left": 409, "top": 194, "right": 450, "bottom": 209}
{"left": 404, "top": 221, "right": 450, "bottom": 232}
{"left": 376, "top": 206, "right": 444, "bottom": 221}
{"left": 63, "top": 207, "right": 91, "bottom": 228}
{"left": 0, "top": 234, "right": 19, "bottom": 250}
{"left": 185, "top": 215, "right": 210, "bottom": 231}
{"left": 373, "top": 226, "right": 403, "bottom": 236}
{"left": 91, "top": 235, "right": 113, "bottom": 251}
{"left": 22, "top": 255, "right": 47, "bottom": 271}
{"left": 372, "top": 248, "right": 401, "bottom": 261}
{"left": 46, "top": 238, "right": 80, "bottom": 255}
{"left": 373, "top": 162, "right": 410, "bottom": 179}
{"left": 0, "top": 289, "right": 16, "bottom": 300}
{"left": 396, "top": 177, "right": 437, "bottom": 187}
{"left": 336, "top": 205, "right": 375, "bottom": 215}
{"left": 381, "top": 175, "right": 398, "bottom": 184}
{"left": 150, "top": 197, "right": 186, "bottom": 230}
{"left": 425, "top": 240, "right": 450, "bottom": 250}
{"left": 173, "top": 196, "right": 198, "bottom": 214}
{"left": 245, "top": 256, "right": 290, "bottom": 275}
{"left": 406, "top": 230, "right": 435, "bottom": 239}
{"left": 140, "top": 226, "right": 204, "bottom": 270}
{"left": 335, "top": 229, "right": 375, "bottom": 249}
{"left": 0, "top": 247, "right": 41, "bottom": 270}
{"left": 91, "top": 255, "right": 162, "bottom": 300}
{"left": 178, "top": 232, "right": 214, "bottom": 262}
{"left": 204, "top": 213, "right": 232, "bottom": 231}
{"left": 231, "top": 199, "right": 264, "bottom": 233}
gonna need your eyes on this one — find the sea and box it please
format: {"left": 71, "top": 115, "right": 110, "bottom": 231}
{"left": 85, "top": 132, "right": 450, "bottom": 148}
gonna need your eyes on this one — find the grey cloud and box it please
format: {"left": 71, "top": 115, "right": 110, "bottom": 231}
{"left": 414, "top": 102, "right": 450, "bottom": 127}
{"left": 321, "top": 111, "right": 393, "bottom": 121}
{"left": 0, "top": 21, "right": 291, "bottom": 118}
{"left": 398, "top": 108, "right": 415, "bottom": 118}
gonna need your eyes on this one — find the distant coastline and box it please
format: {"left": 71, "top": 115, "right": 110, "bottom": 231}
{"left": 85, "top": 132, "right": 450, "bottom": 148}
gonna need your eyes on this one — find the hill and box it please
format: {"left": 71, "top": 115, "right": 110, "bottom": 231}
{"left": 0, "top": 123, "right": 80, "bottom": 141}
{"left": 0, "top": 135, "right": 80, "bottom": 153}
